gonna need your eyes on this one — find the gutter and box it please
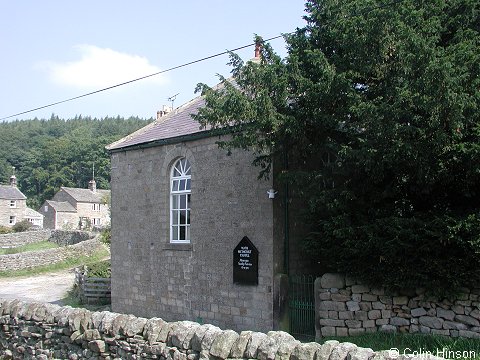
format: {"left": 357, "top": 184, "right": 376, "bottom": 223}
{"left": 107, "top": 128, "right": 233, "bottom": 154}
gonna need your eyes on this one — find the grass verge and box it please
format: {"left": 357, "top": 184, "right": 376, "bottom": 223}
{"left": 0, "top": 241, "right": 58, "bottom": 255}
{"left": 0, "top": 246, "right": 110, "bottom": 278}
{"left": 321, "top": 332, "right": 480, "bottom": 359}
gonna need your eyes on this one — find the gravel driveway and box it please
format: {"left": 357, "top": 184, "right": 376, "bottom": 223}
{"left": 0, "top": 269, "right": 76, "bottom": 305}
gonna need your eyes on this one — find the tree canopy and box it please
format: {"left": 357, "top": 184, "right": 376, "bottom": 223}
{"left": 0, "top": 115, "right": 151, "bottom": 209}
{"left": 195, "top": 0, "right": 480, "bottom": 293}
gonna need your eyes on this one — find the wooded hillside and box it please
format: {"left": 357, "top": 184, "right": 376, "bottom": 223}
{"left": 0, "top": 115, "right": 152, "bottom": 209}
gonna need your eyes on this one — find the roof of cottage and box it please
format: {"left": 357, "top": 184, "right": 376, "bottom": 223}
{"left": 107, "top": 95, "right": 210, "bottom": 151}
{"left": 25, "top": 207, "right": 44, "bottom": 218}
{"left": 60, "top": 187, "right": 110, "bottom": 204}
{"left": 0, "top": 185, "right": 27, "bottom": 200}
{"left": 45, "top": 200, "right": 77, "bottom": 213}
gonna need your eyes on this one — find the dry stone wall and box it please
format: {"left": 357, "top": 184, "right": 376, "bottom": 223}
{"left": 0, "top": 231, "right": 98, "bottom": 272}
{"left": 0, "top": 230, "right": 51, "bottom": 248}
{"left": 316, "top": 273, "right": 480, "bottom": 340}
{"left": 0, "top": 239, "right": 106, "bottom": 272}
{"left": 49, "top": 231, "right": 94, "bottom": 246}
{"left": 0, "top": 299, "right": 437, "bottom": 360}
{"left": 0, "top": 230, "right": 93, "bottom": 249}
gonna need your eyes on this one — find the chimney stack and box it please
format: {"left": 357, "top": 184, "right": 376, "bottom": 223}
{"left": 249, "top": 40, "right": 262, "bottom": 64}
{"left": 89, "top": 164, "right": 96, "bottom": 192}
{"left": 88, "top": 179, "right": 97, "bottom": 192}
{"left": 255, "top": 41, "right": 261, "bottom": 59}
{"left": 157, "top": 105, "right": 173, "bottom": 120}
{"left": 10, "top": 167, "right": 16, "bottom": 187}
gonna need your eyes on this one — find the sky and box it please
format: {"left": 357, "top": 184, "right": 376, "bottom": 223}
{"left": 0, "top": 1, "right": 307, "bottom": 121}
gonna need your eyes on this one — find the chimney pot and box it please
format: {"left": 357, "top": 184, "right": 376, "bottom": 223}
{"left": 157, "top": 106, "right": 172, "bottom": 119}
{"left": 255, "top": 42, "right": 261, "bottom": 58}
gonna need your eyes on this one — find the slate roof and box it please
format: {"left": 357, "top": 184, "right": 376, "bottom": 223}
{"left": 25, "top": 207, "right": 44, "bottom": 218}
{"left": 107, "top": 95, "right": 211, "bottom": 151}
{"left": 0, "top": 185, "right": 27, "bottom": 200}
{"left": 46, "top": 200, "right": 77, "bottom": 213}
{"left": 60, "top": 187, "right": 110, "bottom": 204}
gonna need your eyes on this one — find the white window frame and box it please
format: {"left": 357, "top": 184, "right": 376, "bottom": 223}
{"left": 92, "top": 203, "right": 101, "bottom": 211}
{"left": 9, "top": 216, "right": 16, "bottom": 225}
{"left": 170, "top": 158, "right": 191, "bottom": 243}
{"left": 9, "top": 200, "right": 16, "bottom": 208}
{"left": 93, "top": 218, "right": 101, "bottom": 226}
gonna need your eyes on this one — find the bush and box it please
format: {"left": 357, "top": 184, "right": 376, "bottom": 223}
{"left": 86, "top": 260, "right": 111, "bottom": 278}
{"left": 307, "top": 212, "right": 480, "bottom": 296}
{"left": 0, "top": 226, "right": 13, "bottom": 234}
{"left": 12, "top": 220, "right": 32, "bottom": 233}
{"left": 99, "top": 227, "right": 111, "bottom": 245}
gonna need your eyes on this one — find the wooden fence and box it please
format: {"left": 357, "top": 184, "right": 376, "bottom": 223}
{"left": 74, "top": 267, "right": 111, "bottom": 304}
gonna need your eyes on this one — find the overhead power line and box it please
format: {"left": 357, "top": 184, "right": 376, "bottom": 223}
{"left": 0, "top": 36, "right": 283, "bottom": 121}
{"left": 0, "top": 0, "right": 407, "bottom": 121}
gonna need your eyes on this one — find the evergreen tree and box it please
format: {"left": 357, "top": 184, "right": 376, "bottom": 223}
{"left": 195, "top": 0, "right": 480, "bottom": 293}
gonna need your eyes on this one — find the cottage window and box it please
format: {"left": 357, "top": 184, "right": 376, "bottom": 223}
{"left": 93, "top": 203, "right": 101, "bottom": 211}
{"left": 93, "top": 218, "right": 101, "bottom": 226}
{"left": 170, "top": 158, "right": 191, "bottom": 243}
{"left": 9, "top": 216, "right": 16, "bottom": 225}
{"left": 9, "top": 200, "right": 16, "bottom": 208}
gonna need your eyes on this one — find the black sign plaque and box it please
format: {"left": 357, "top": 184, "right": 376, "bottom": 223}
{"left": 233, "top": 236, "right": 259, "bottom": 285}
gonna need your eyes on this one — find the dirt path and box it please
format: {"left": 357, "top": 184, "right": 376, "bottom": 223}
{"left": 0, "top": 269, "right": 76, "bottom": 305}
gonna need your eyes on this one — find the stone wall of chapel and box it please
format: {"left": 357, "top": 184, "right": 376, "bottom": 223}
{"left": 110, "top": 136, "right": 275, "bottom": 332}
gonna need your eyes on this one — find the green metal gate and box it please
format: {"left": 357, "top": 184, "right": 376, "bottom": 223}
{"left": 288, "top": 275, "right": 315, "bottom": 341}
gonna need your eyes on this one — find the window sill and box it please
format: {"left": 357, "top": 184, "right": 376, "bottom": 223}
{"left": 163, "top": 243, "right": 192, "bottom": 251}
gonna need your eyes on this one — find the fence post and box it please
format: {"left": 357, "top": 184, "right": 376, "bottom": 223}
{"left": 74, "top": 266, "right": 86, "bottom": 302}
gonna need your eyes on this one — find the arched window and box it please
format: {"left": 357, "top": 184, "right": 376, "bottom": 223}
{"left": 170, "top": 158, "right": 191, "bottom": 243}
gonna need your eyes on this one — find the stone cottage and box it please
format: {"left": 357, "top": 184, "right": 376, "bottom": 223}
{"left": 106, "top": 82, "right": 311, "bottom": 332}
{"left": 39, "top": 179, "right": 110, "bottom": 230}
{"left": 0, "top": 175, "right": 43, "bottom": 228}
